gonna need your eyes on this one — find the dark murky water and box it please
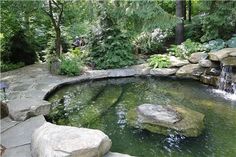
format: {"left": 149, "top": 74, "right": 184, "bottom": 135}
{"left": 47, "top": 77, "right": 236, "bottom": 157}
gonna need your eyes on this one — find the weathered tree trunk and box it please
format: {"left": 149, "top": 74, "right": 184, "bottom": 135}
{"left": 188, "top": 0, "right": 192, "bottom": 22}
{"left": 176, "top": 0, "right": 184, "bottom": 44}
{"left": 55, "top": 28, "right": 61, "bottom": 57}
{"left": 182, "top": 0, "right": 186, "bottom": 20}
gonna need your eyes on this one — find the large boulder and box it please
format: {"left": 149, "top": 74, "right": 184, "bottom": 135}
{"left": 169, "top": 56, "right": 189, "bottom": 67}
{"left": 208, "top": 48, "right": 236, "bottom": 61}
{"left": 199, "top": 59, "right": 213, "bottom": 68}
{"left": 200, "top": 75, "right": 219, "bottom": 86}
{"left": 127, "top": 104, "right": 205, "bottom": 137}
{"left": 31, "top": 122, "right": 112, "bottom": 157}
{"left": 189, "top": 52, "right": 208, "bottom": 63}
{"left": 150, "top": 68, "right": 178, "bottom": 76}
{"left": 7, "top": 98, "right": 51, "bottom": 121}
{"left": 221, "top": 57, "right": 236, "bottom": 66}
{"left": 176, "top": 64, "right": 205, "bottom": 79}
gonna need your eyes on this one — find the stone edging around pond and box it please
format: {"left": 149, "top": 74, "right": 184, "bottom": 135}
{"left": 1, "top": 48, "right": 235, "bottom": 157}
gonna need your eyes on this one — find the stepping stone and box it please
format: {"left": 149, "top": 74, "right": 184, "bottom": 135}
{"left": 7, "top": 98, "right": 50, "bottom": 121}
{"left": 1, "top": 117, "right": 19, "bottom": 133}
{"left": 2, "top": 145, "right": 31, "bottom": 157}
{"left": 1, "top": 115, "right": 45, "bottom": 148}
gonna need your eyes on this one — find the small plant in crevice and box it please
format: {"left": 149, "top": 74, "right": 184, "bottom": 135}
{"left": 148, "top": 54, "right": 171, "bottom": 69}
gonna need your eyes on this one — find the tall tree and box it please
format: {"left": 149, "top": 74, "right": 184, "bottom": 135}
{"left": 43, "top": 0, "right": 65, "bottom": 57}
{"left": 175, "top": 0, "right": 185, "bottom": 44}
{"left": 188, "top": 0, "right": 192, "bottom": 22}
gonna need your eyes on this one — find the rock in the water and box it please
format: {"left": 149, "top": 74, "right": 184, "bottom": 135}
{"left": 104, "top": 152, "right": 135, "bottom": 157}
{"left": 199, "top": 59, "right": 212, "bottom": 68}
{"left": 208, "top": 48, "right": 236, "bottom": 61}
{"left": 7, "top": 98, "right": 51, "bottom": 121}
{"left": 127, "top": 104, "right": 205, "bottom": 137}
{"left": 200, "top": 75, "right": 219, "bottom": 86}
{"left": 189, "top": 52, "right": 208, "bottom": 63}
{"left": 221, "top": 57, "right": 236, "bottom": 66}
{"left": 176, "top": 64, "right": 204, "bottom": 79}
{"left": 1, "top": 102, "right": 8, "bottom": 119}
{"left": 31, "top": 122, "right": 112, "bottom": 157}
{"left": 150, "top": 68, "right": 178, "bottom": 76}
{"left": 169, "top": 56, "right": 189, "bottom": 67}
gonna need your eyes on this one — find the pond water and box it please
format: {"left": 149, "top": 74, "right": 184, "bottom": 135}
{"left": 47, "top": 77, "right": 236, "bottom": 157}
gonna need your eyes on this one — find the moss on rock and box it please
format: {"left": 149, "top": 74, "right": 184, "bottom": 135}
{"left": 127, "top": 104, "right": 205, "bottom": 137}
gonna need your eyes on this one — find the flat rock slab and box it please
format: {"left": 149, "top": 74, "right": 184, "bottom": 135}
{"left": 31, "top": 122, "right": 112, "bottom": 157}
{"left": 176, "top": 64, "right": 204, "bottom": 79}
{"left": 221, "top": 57, "right": 236, "bottom": 66}
{"left": 209, "top": 48, "right": 236, "bottom": 61}
{"left": 169, "top": 56, "right": 189, "bottom": 67}
{"left": 127, "top": 104, "right": 205, "bottom": 137}
{"left": 105, "top": 152, "right": 135, "bottom": 157}
{"left": 1, "top": 117, "right": 19, "bottom": 133}
{"left": 2, "top": 144, "right": 31, "bottom": 157}
{"left": 1, "top": 115, "right": 45, "bottom": 148}
{"left": 150, "top": 68, "right": 178, "bottom": 76}
{"left": 7, "top": 98, "right": 51, "bottom": 121}
{"left": 189, "top": 52, "right": 208, "bottom": 63}
{"left": 137, "top": 104, "right": 181, "bottom": 124}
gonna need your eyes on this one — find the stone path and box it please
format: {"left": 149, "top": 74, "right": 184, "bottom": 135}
{"left": 1, "top": 63, "right": 139, "bottom": 157}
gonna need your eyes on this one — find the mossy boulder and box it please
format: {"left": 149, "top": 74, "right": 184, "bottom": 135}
{"left": 127, "top": 104, "right": 205, "bottom": 137}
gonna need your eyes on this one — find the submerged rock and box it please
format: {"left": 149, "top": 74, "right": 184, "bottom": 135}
{"left": 127, "top": 104, "right": 205, "bottom": 137}
{"left": 31, "top": 122, "right": 111, "bottom": 157}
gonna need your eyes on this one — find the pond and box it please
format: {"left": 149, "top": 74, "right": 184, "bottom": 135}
{"left": 47, "top": 77, "right": 236, "bottom": 157}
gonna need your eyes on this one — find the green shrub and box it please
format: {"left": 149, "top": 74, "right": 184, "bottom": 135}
{"left": 59, "top": 54, "right": 82, "bottom": 76}
{"left": 6, "top": 30, "right": 37, "bottom": 65}
{"left": 147, "top": 54, "right": 170, "bottom": 69}
{"left": 168, "top": 39, "right": 206, "bottom": 59}
{"left": 203, "top": 39, "right": 226, "bottom": 52}
{"left": 88, "top": 8, "right": 134, "bottom": 69}
{"left": 226, "top": 35, "right": 236, "bottom": 48}
{"left": 0, "top": 62, "right": 25, "bottom": 72}
{"left": 133, "top": 28, "right": 173, "bottom": 54}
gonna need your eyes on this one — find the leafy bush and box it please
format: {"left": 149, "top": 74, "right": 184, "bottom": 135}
{"left": 148, "top": 54, "right": 170, "bottom": 69}
{"left": 226, "top": 35, "right": 236, "bottom": 48}
{"left": 0, "top": 62, "right": 25, "bottom": 72}
{"left": 203, "top": 39, "right": 226, "bottom": 52}
{"left": 88, "top": 6, "right": 134, "bottom": 69}
{"left": 4, "top": 30, "right": 37, "bottom": 65}
{"left": 168, "top": 39, "right": 206, "bottom": 59}
{"left": 185, "top": 15, "right": 204, "bottom": 42}
{"left": 59, "top": 53, "right": 83, "bottom": 76}
{"left": 133, "top": 28, "right": 173, "bottom": 54}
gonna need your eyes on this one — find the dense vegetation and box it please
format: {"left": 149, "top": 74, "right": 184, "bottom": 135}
{"left": 1, "top": 0, "right": 236, "bottom": 73}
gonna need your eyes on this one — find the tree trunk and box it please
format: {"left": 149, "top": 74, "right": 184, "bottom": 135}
{"left": 55, "top": 28, "right": 61, "bottom": 57}
{"left": 182, "top": 0, "right": 186, "bottom": 20}
{"left": 188, "top": 0, "right": 192, "bottom": 22}
{"left": 176, "top": 0, "right": 184, "bottom": 44}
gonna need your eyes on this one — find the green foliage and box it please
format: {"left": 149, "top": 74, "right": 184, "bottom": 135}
{"left": 0, "top": 62, "right": 25, "bottom": 72}
{"left": 168, "top": 39, "right": 206, "bottom": 59}
{"left": 58, "top": 50, "right": 84, "bottom": 76}
{"left": 226, "top": 35, "right": 236, "bottom": 48}
{"left": 203, "top": 39, "right": 226, "bottom": 52}
{"left": 200, "top": 1, "right": 236, "bottom": 42}
{"left": 133, "top": 28, "right": 173, "bottom": 54}
{"left": 2, "top": 30, "right": 38, "bottom": 65}
{"left": 59, "top": 53, "right": 83, "bottom": 76}
{"left": 88, "top": 4, "right": 134, "bottom": 69}
{"left": 185, "top": 15, "right": 204, "bottom": 42}
{"left": 148, "top": 54, "right": 170, "bottom": 69}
